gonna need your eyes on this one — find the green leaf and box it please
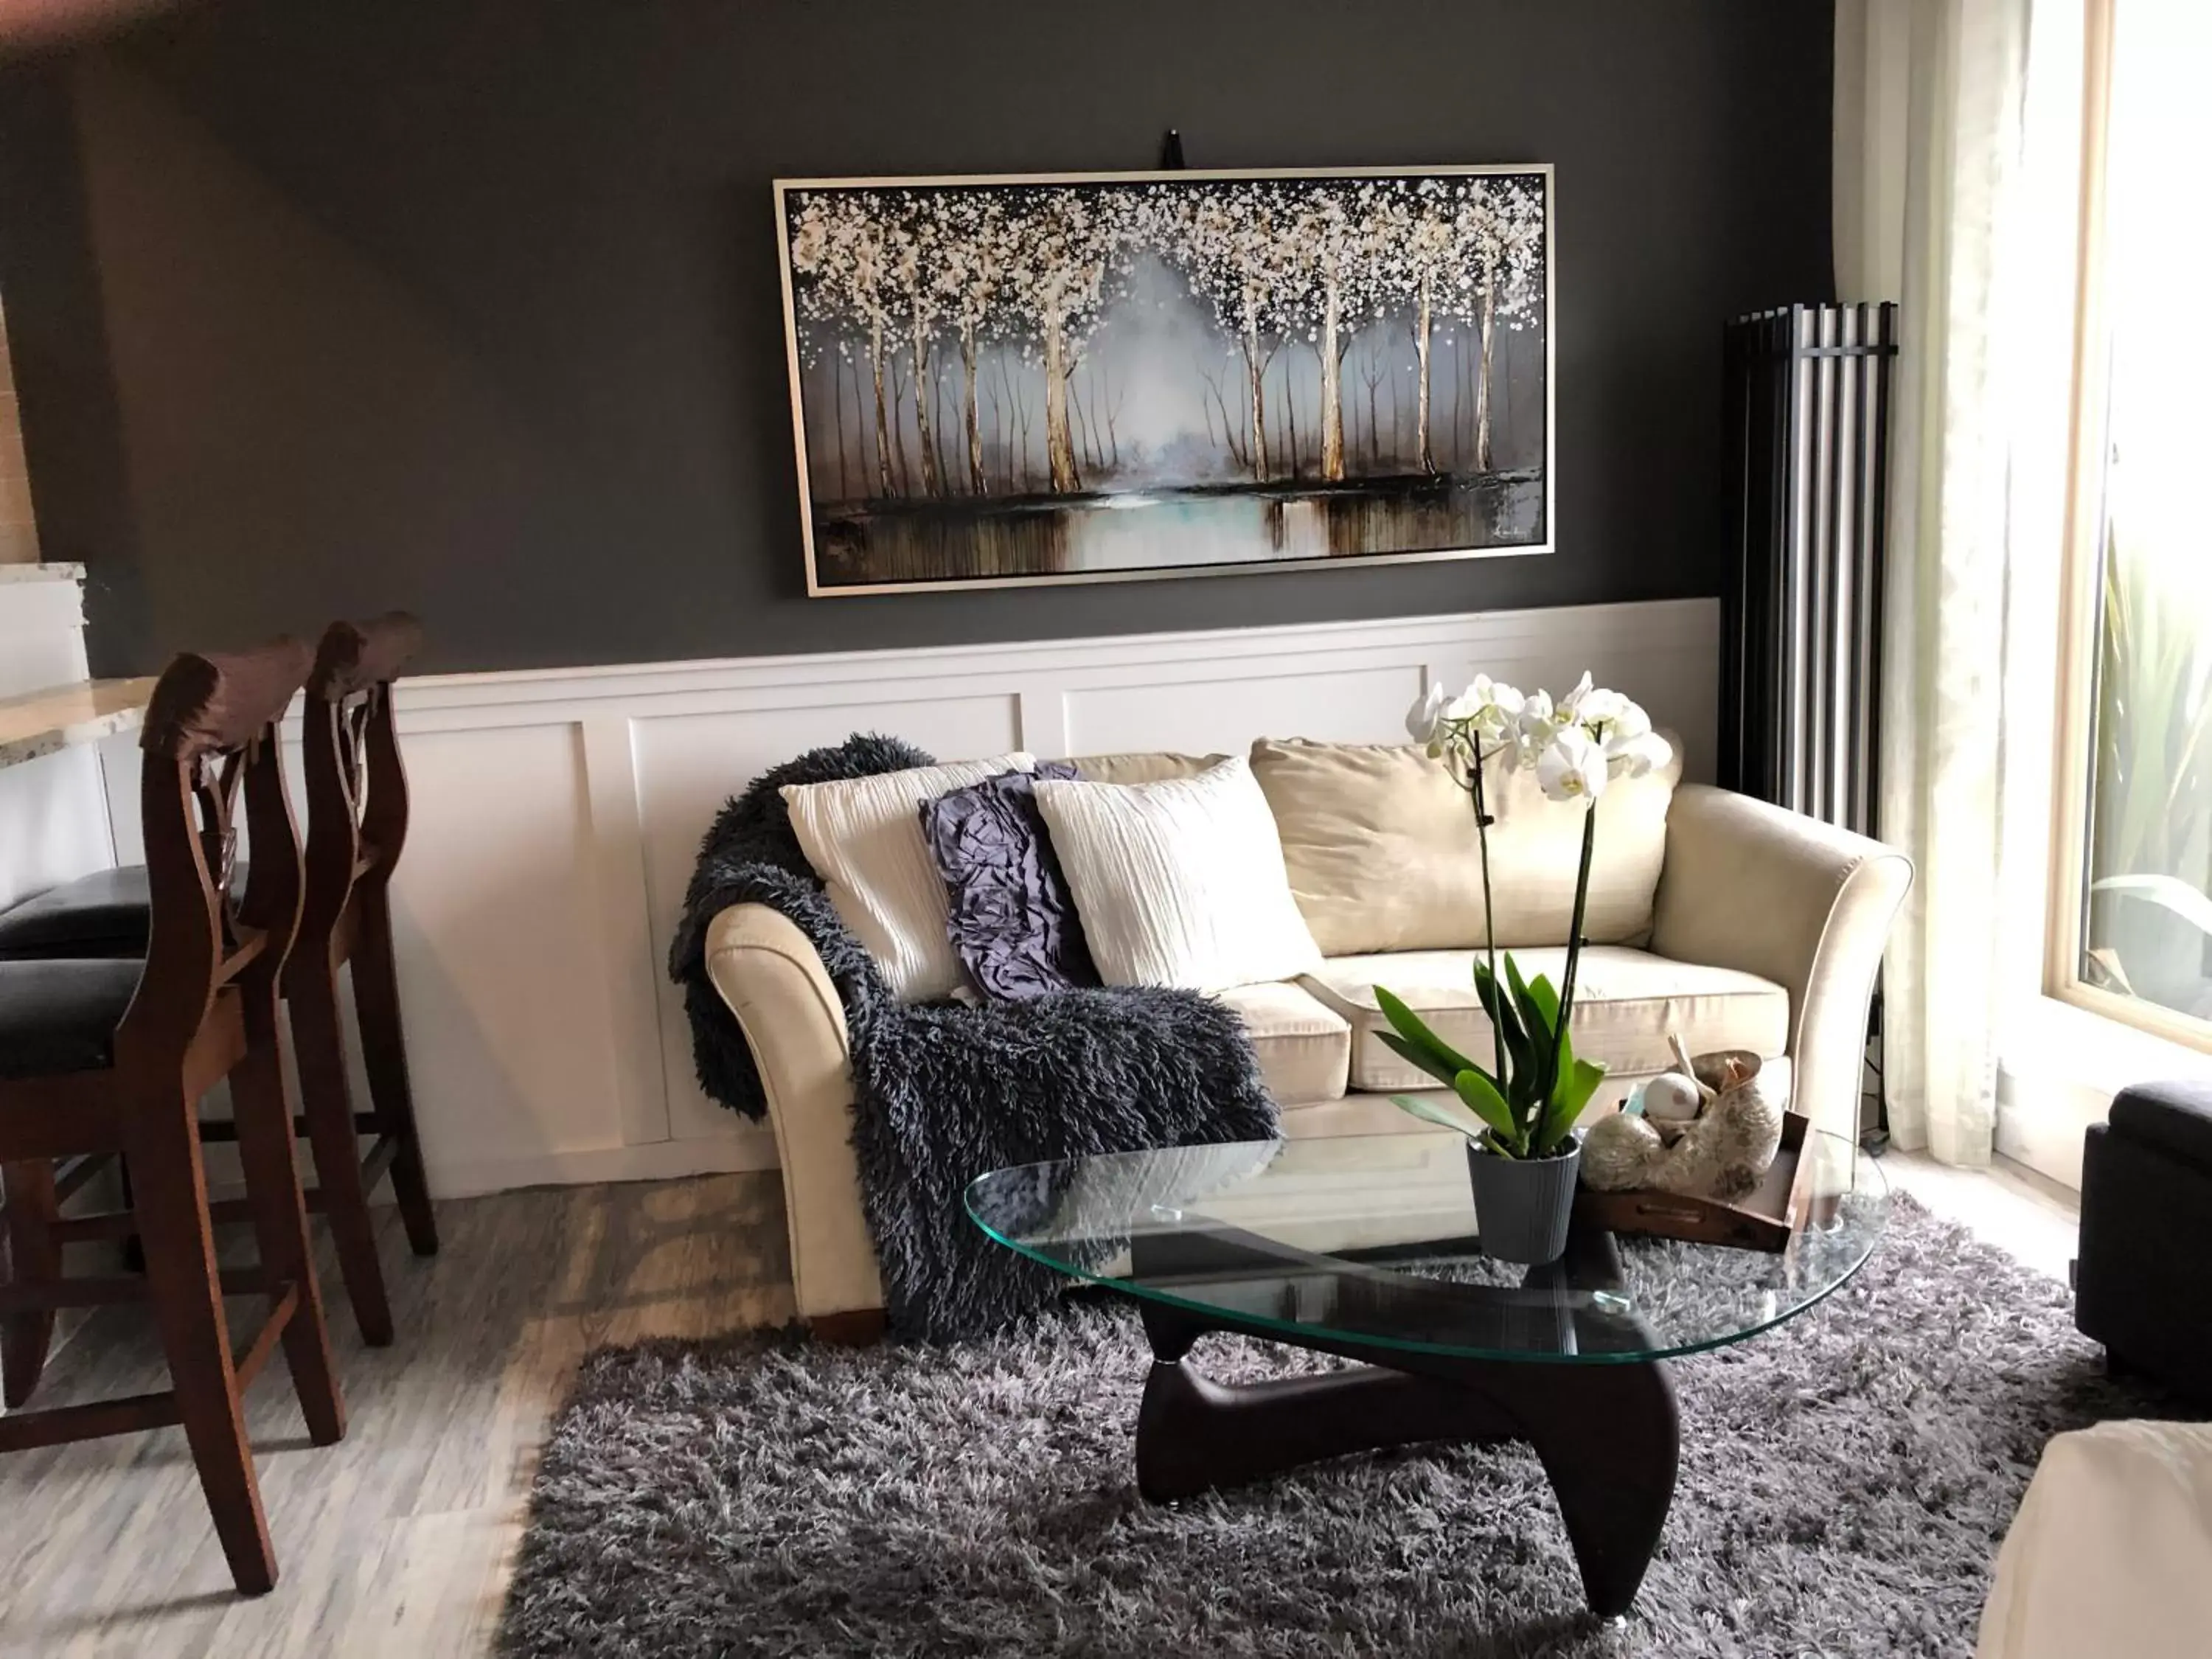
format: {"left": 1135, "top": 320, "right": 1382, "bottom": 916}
{"left": 1472, "top": 966, "right": 1537, "bottom": 1113}
{"left": 1523, "top": 971, "right": 1562, "bottom": 1040}
{"left": 1561, "top": 1057, "right": 1607, "bottom": 1119}
{"left": 1389, "top": 1093, "right": 1483, "bottom": 1139}
{"left": 1504, "top": 956, "right": 1548, "bottom": 1040}
{"left": 1452, "top": 1067, "right": 1524, "bottom": 1152}
{"left": 1533, "top": 1018, "right": 1608, "bottom": 1155}
{"left": 1531, "top": 1024, "right": 1573, "bottom": 1155}
{"left": 1504, "top": 956, "right": 1557, "bottom": 1103}
{"left": 1371, "top": 982, "right": 1478, "bottom": 1071}
{"left": 1540, "top": 982, "right": 1575, "bottom": 1141}
{"left": 1373, "top": 986, "right": 1480, "bottom": 1085}
{"left": 1374, "top": 1031, "right": 1462, "bottom": 1091}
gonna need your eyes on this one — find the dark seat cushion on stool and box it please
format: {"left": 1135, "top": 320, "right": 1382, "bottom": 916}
{"left": 0, "top": 958, "right": 145, "bottom": 1079}
{"left": 2110, "top": 1081, "right": 2212, "bottom": 1173}
{"left": 0, "top": 866, "right": 154, "bottom": 961}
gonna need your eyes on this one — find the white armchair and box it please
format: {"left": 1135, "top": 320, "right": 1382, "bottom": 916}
{"left": 1978, "top": 1420, "right": 2212, "bottom": 1658}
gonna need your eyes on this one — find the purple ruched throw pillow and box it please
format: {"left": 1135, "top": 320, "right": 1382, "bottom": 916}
{"left": 920, "top": 760, "right": 1099, "bottom": 1002}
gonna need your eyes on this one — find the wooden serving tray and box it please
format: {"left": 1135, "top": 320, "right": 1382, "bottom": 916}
{"left": 1571, "top": 1110, "right": 1822, "bottom": 1253}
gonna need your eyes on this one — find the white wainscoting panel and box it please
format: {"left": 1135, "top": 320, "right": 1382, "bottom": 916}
{"left": 0, "top": 745, "right": 114, "bottom": 913}
{"left": 75, "top": 599, "right": 1721, "bottom": 1197}
{"left": 383, "top": 723, "right": 633, "bottom": 1187}
{"left": 1062, "top": 663, "right": 1421, "bottom": 759}
{"left": 0, "top": 568, "right": 114, "bottom": 911}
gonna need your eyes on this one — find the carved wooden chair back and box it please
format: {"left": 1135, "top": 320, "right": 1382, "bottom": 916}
{"left": 125, "top": 641, "right": 313, "bottom": 1074}
{"left": 275, "top": 612, "right": 437, "bottom": 1349}
{"left": 296, "top": 613, "right": 420, "bottom": 970}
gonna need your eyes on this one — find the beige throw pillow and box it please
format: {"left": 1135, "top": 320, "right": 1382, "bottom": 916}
{"left": 1034, "top": 757, "right": 1324, "bottom": 993}
{"left": 782, "top": 753, "right": 1033, "bottom": 1002}
{"left": 1248, "top": 735, "right": 1683, "bottom": 956}
{"left": 1070, "top": 751, "right": 1228, "bottom": 786}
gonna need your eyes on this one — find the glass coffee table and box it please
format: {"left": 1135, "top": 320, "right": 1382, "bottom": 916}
{"left": 965, "top": 1128, "right": 1887, "bottom": 1617}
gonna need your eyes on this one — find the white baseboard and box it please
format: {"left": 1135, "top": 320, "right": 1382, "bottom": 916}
{"left": 1997, "top": 994, "right": 2212, "bottom": 1190}
{"left": 1995, "top": 1089, "right": 2099, "bottom": 1190}
{"left": 431, "top": 1126, "right": 782, "bottom": 1200}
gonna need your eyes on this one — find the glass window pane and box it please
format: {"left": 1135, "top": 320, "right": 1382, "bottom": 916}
{"left": 2079, "top": 1, "right": 2212, "bottom": 1033}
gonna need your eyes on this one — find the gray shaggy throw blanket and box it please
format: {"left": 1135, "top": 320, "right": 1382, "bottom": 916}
{"left": 667, "top": 734, "right": 1277, "bottom": 1340}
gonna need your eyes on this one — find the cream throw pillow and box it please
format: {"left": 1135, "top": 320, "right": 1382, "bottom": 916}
{"left": 1248, "top": 735, "right": 1683, "bottom": 956}
{"left": 1034, "top": 757, "right": 1323, "bottom": 992}
{"left": 1070, "top": 751, "right": 1228, "bottom": 786}
{"left": 782, "top": 753, "right": 1033, "bottom": 1002}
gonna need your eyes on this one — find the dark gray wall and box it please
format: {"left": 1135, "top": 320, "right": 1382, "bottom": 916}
{"left": 1, "top": 0, "right": 1834, "bottom": 677}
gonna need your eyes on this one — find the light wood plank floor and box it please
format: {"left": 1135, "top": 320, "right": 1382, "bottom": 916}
{"left": 0, "top": 1174, "right": 793, "bottom": 1658}
{"left": 0, "top": 1153, "right": 2080, "bottom": 1657}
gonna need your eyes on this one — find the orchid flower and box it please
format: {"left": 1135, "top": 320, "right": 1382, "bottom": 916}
{"left": 1536, "top": 726, "right": 1609, "bottom": 804}
{"left": 1575, "top": 690, "right": 1672, "bottom": 779}
{"left": 1507, "top": 688, "right": 1558, "bottom": 771}
{"left": 1404, "top": 684, "right": 1450, "bottom": 754}
{"left": 1585, "top": 691, "right": 1644, "bottom": 740}
{"left": 1447, "top": 674, "right": 1525, "bottom": 745}
{"left": 1607, "top": 732, "right": 1673, "bottom": 778}
{"left": 1571, "top": 686, "right": 1630, "bottom": 729}
{"left": 1601, "top": 705, "right": 1672, "bottom": 779}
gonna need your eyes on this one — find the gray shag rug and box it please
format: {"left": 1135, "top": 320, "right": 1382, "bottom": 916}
{"left": 501, "top": 1194, "right": 2189, "bottom": 1658}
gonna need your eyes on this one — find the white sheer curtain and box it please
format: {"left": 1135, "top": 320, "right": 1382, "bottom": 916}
{"left": 1836, "top": 0, "right": 2076, "bottom": 1165}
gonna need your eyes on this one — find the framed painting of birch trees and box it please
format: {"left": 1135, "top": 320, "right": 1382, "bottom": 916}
{"left": 775, "top": 164, "right": 1553, "bottom": 596}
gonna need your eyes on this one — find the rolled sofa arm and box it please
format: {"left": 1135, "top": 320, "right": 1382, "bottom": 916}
{"left": 1649, "top": 785, "right": 1914, "bottom": 1144}
{"left": 703, "top": 902, "right": 885, "bottom": 1324}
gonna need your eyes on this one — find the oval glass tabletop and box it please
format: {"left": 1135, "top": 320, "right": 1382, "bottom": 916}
{"left": 964, "top": 1128, "right": 1887, "bottom": 1365}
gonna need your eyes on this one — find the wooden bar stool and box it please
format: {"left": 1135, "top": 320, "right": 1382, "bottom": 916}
{"left": 0, "top": 640, "right": 346, "bottom": 1596}
{"left": 279, "top": 613, "right": 437, "bottom": 1344}
{"left": 0, "top": 613, "right": 438, "bottom": 1345}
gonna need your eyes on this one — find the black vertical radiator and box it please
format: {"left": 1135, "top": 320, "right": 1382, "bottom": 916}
{"left": 1722, "top": 302, "right": 1899, "bottom": 1141}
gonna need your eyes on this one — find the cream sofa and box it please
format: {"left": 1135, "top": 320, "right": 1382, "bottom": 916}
{"left": 704, "top": 745, "right": 1913, "bottom": 1329}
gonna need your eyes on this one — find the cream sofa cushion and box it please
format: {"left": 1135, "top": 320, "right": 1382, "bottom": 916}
{"left": 1214, "top": 981, "right": 1350, "bottom": 1105}
{"left": 782, "top": 752, "right": 1032, "bottom": 1003}
{"left": 1037, "top": 758, "right": 1324, "bottom": 993}
{"left": 1301, "top": 945, "right": 1790, "bottom": 1093}
{"left": 1248, "top": 736, "right": 1683, "bottom": 956}
{"left": 1276, "top": 1057, "right": 1793, "bottom": 1141}
{"left": 1278, "top": 1091, "right": 1468, "bottom": 1141}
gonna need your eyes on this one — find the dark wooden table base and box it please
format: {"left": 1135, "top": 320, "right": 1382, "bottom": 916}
{"left": 1133, "top": 1301, "right": 1680, "bottom": 1618}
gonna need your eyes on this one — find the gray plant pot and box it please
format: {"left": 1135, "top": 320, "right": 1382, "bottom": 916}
{"left": 1468, "top": 1133, "right": 1583, "bottom": 1265}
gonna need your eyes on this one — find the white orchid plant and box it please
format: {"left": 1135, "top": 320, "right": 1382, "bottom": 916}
{"left": 1382, "top": 672, "right": 1672, "bottom": 1161}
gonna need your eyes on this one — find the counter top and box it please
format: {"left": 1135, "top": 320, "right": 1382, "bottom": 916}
{"left": 0, "top": 677, "right": 156, "bottom": 770}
